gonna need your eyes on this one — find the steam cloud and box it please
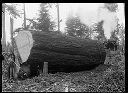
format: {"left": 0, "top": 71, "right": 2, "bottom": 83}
{"left": 74, "top": 3, "right": 124, "bottom": 39}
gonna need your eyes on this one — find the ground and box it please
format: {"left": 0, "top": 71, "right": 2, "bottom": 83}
{"left": 2, "top": 50, "right": 125, "bottom": 92}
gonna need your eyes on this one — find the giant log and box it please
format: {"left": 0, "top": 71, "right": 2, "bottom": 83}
{"left": 14, "top": 30, "right": 106, "bottom": 73}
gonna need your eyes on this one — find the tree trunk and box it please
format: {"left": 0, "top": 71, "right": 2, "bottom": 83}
{"left": 2, "top": 4, "right": 6, "bottom": 51}
{"left": 15, "top": 31, "right": 106, "bottom": 67}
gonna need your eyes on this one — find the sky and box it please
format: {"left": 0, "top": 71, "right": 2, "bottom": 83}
{"left": 3, "top": 3, "right": 125, "bottom": 43}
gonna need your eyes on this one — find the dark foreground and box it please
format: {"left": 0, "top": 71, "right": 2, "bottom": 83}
{"left": 2, "top": 50, "right": 125, "bottom": 92}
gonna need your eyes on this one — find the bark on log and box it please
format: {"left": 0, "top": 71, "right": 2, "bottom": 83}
{"left": 15, "top": 31, "right": 107, "bottom": 79}
{"left": 21, "top": 31, "right": 106, "bottom": 67}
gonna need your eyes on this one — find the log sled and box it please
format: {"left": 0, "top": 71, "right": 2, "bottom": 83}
{"left": 10, "top": 30, "right": 106, "bottom": 79}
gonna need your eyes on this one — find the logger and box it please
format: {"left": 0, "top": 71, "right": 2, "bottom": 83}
{"left": 13, "top": 30, "right": 106, "bottom": 79}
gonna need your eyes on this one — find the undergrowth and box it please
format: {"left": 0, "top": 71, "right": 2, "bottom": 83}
{"left": 2, "top": 50, "right": 125, "bottom": 92}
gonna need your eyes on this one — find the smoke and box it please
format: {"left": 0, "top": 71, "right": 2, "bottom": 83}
{"left": 76, "top": 3, "right": 101, "bottom": 27}
{"left": 75, "top": 3, "right": 124, "bottom": 40}
{"left": 98, "top": 7, "right": 118, "bottom": 39}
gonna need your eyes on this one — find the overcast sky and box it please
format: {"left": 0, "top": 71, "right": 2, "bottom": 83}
{"left": 4, "top": 3, "right": 125, "bottom": 43}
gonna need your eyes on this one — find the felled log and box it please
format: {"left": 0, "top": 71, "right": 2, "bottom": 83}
{"left": 14, "top": 30, "right": 107, "bottom": 79}
{"left": 15, "top": 30, "right": 106, "bottom": 67}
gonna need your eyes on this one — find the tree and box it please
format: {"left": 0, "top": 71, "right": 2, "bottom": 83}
{"left": 2, "top": 3, "right": 20, "bottom": 45}
{"left": 105, "top": 3, "right": 125, "bottom": 47}
{"left": 65, "top": 16, "right": 90, "bottom": 38}
{"left": 104, "top": 3, "right": 118, "bottom": 12}
{"left": 25, "top": 19, "right": 38, "bottom": 30}
{"left": 2, "top": 3, "right": 21, "bottom": 79}
{"left": 2, "top": 4, "right": 6, "bottom": 50}
{"left": 3, "top": 3, "right": 21, "bottom": 18}
{"left": 34, "top": 3, "right": 56, "bottom": 32}
{"left": 116, "top": 23, "right": 125, "bottom": 53}
{"left": 2, "top": 3, "right": 21, "bottom": 51}
{"left": 94, "top": 21, "right": 106, "bottom": 42}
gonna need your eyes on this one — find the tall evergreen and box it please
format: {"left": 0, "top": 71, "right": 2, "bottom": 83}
{"left": 65, "top": 16, "right": 90, "bottom": 39}
{"left": 35, "top": 3, "right": 55, "bottom": 32}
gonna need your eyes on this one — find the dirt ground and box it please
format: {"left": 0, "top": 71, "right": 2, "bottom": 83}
{"left": 2, "top": 50, "right": 125, "bottom": 92}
